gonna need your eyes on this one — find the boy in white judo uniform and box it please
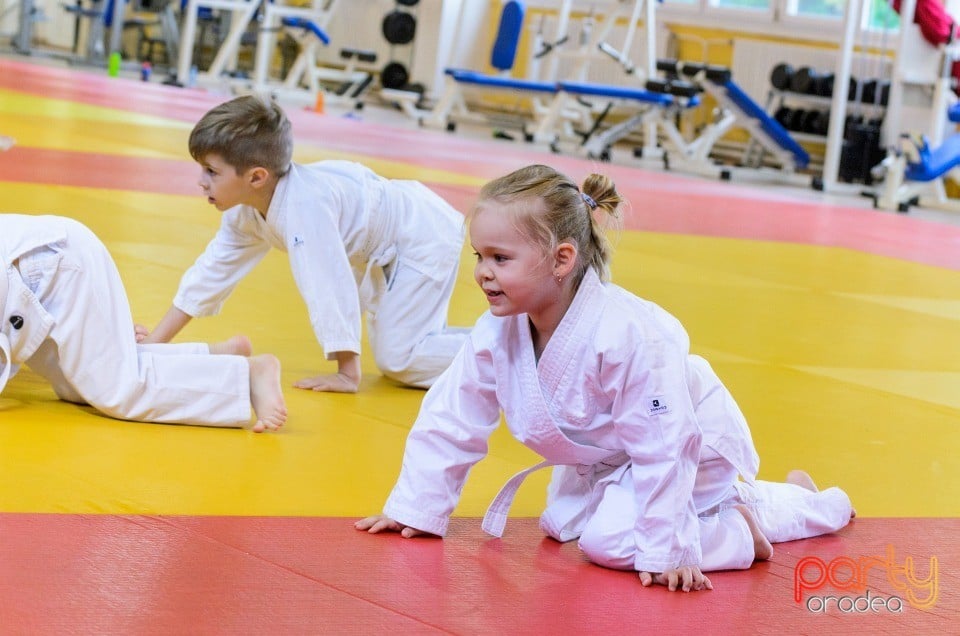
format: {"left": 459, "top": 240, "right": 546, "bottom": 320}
{"left": 1, "top": 214, "right": 286, "bottom": 431}
{"left": 138, "top": 95, "right": 468, "bottom": 392}
{"left": 357, "top": 165, "right": 854, "bottom": 592}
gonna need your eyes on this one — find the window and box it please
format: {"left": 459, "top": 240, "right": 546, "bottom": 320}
{"left": 711, "top": 0, "right": 771, "bottom": 9}
{"left": 793, "top": 0, "right": 844, "bottom": 19}
{"left": 865, "top": 0, "right": 900, "bottom": 31}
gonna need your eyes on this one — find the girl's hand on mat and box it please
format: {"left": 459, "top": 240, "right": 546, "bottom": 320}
{"left": 639, "top": 566, "right": 713, "bottom": 592}
{"left": 355, "top": 515, "right": 433, "bottom": 539}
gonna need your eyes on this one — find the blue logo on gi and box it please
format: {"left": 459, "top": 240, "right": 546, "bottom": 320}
{"left": 293, "top": 235, "right": 304, "bottom": 247}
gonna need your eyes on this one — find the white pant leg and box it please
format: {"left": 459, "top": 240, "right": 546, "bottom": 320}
{"left": 30, "top": 341, "right": 211, "bottom": 404}
{"left": 21, "top": 220, "right": 250, "bottom": 426}
{"left": 576, "top": 466, "right": 637, "bottom": 570}
{"left": 137, "top": 342, "right": 209, "bottom": 355}
{"left": 540, "top": 463, "right": 618, "bottom": 543}
{"left": 27, "top": 339, "right": 85, "bottom": 404}
{"left": 733, "top": 479, "right": 853, "bottom": 543}
{"left": 698, "top": 508, "right": 756, "bottom": 571}
{"left": 368, "top": 187, "right": 468, "bottom": 388}
{"left": 575, "top": 461, "right": 757, "bottom": 572}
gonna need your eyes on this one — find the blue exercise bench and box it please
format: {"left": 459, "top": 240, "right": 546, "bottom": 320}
{"left": 706, "top": 75, "right": 810, "bottom": 171}
{"left": 903, "top": 102, "right": 960, "bottom": 181}
{"left": 557, "top": 81, "right": 681, "bottom": 107}
{"left": 281, "top": 16, "right": 330, "bottom": 46}
{"left": 556, "top": 80, "right": 702, "bottom": 160}
{"left": 423, "top": 1, "right": 559, "bottom": 133}
{"left": 443, "top": 69, "right": 556, "bottom": 94}
{"left": 904, "top": 135, "right": 960, "bottom": 181}
{"left": 657, "top": 58, "right": 810, "bottom": 173}
{"left": 872, "top": 100, "right": 960, "bottom": 212}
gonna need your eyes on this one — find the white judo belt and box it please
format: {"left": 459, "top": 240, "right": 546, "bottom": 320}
{"left": 481, "top": 451, "right": 629, "bottom": 538}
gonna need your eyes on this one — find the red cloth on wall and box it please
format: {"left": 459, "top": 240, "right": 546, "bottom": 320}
{"left": 892, "top": 0, "right": 960, "bottom": 94}
{"left": 893, "top": 0, "right": 954, "bottom": 45}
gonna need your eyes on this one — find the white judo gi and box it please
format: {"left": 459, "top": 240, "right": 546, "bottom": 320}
{"left": 0, "top": 214, "right": 251, "bottom": 426}
{"left": 383, "top": 269, "right": 852, "bottom": 573}
{"left": 174, "top": 160, "right": 468, "bottom": 388}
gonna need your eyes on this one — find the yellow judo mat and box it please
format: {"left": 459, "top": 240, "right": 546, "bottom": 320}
{"left": 2, "top": 62, "right": 959, "bottom": 526}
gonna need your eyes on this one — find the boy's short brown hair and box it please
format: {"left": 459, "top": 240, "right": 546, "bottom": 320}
{"left": 189, "top": 94, "right": 293, "bottom": 176}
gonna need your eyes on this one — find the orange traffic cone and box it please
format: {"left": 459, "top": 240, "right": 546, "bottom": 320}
{"left": 313, "top": 90, "right": 325, "bottom": 114}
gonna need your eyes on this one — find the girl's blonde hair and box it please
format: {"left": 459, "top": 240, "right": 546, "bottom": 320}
{"left": 189, "top": 94, "right": 293, "bottom": 176}
{"left": 475, "top": 164, "right": 623, "bottom": 285}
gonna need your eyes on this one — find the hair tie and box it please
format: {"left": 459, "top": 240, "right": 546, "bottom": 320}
{"left": 581, "top": 193, "right": 598, "bottom": 210}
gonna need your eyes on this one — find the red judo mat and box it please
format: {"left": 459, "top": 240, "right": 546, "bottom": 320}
{"left": 0, "top": 514, "right": 954, "bottom": 634}
{"left": 3, "top": 57, "right": 960, "bottom": 635}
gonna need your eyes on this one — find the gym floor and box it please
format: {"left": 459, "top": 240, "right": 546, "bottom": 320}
{"left": 0, "top": 57, "right": 957, "bottom": 633}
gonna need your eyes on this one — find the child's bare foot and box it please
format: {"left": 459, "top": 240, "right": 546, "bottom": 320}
{"left": 248, "top": 354, "right": 287, "bottom": 432}
{"left": 786, "top": 469, "right": 818, "bottom": 492}
{"left": 0, "top": 136, "right": 14, "bottom": 151}
{"left": 210, "top": 335, "right": 253, "bottom": 356}
{"left": 734, "top": 504, "right": 773, "bottom": 561}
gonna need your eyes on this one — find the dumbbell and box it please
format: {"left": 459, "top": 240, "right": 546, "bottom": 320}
{"left": 382, "top": 10, "right": 416, "bottom": 45}
{"left": 813, "top": 73, "right": 835, "bottom": 97}
{"left": 843, "top": 114, "right": 865, "bottom": 134}
{"left": 847, "top": 77, "right": 861, "bottom": 102}
{"left": 790, "top": 67, "right": 825, "bottom": 95}
{"left": 802, "top": 110, "right": 830, "bottom": 136}
{"left": 380, "top": 61, "right": 409, "bottom": 89}
{"left": 774, "top": 106, "right": 793, "bottom": 128}
{"left": 770, "top": 63, "right": 794, "bottom": 91}
{"left": 775, "top": 106, "right": 806, "bottom": 132}
{"left": 860, "top": 79, "right": 891, "bottom": 106}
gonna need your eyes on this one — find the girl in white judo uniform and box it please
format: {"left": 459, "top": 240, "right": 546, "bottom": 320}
{"left": 0, "top": 214, "right": 286, "bottom": 431}
{"left": 357, "top": 165, "right": 854, "bottom": 592}
{"left": 138, "top": 95, "right": 468, "bottom": 392}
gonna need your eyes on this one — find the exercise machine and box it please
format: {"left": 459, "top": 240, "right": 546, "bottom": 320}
{"left": 250, "top": 0, "right": 375, "bottom": 107}
{"left": 422, "top": 1, "right": 560, "bottom": 135}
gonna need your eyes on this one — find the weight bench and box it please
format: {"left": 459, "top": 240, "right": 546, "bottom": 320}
{"left": 903, "top": 101, "right": 960, "bottom": 180}
{"left": 872, "top": 100, "right": 960, "bottom": 212}
{"left": 901, "top": 100, "right": 960, "bottom": 180}
{"left": 444, "top": 69, "right": 556, "bottom": 94}
{"left": 657, "top": 58, "right": 811, "bottom": 173}
{"left": 250, "top": 1, "right": 374, "bottom": 109}
{"left": 903, "top": 134, "right": 960, "bottom": 181}
{"left": 707, "top": 76, "right": 810, "bottom": 171}
{"left": 556, "top": 79, "right": 703, "bottom": 162}
{"left": 423, "top": 1, "right": 557, "bottom": 135}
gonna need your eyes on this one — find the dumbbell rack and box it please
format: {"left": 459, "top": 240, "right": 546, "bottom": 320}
{"left": 760, "top": 88, "right": 886, "bottom": 173}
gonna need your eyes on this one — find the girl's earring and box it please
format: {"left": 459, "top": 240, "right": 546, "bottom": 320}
{"left": 556, "top": 274, "right": 563, "bottom": 285}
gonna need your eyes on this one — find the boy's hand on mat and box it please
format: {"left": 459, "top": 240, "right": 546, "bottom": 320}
{"left": 293, "top": 372, "right": 360, "bottom": 393}
{"left": 639, "top": 566, "right": 712, "bottom": 592}
{"left": 354, "top": 515, "right": 433, "bottom": 539}
{"left": 293, "top": 351, "right": 361, "bottom": 392}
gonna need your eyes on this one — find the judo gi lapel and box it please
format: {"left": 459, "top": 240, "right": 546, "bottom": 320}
{"left": 514, "top": 269, "right": 612, "bottom": 463}
{"left": 483, "top": 271, "right": 623, "bottom": 538}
